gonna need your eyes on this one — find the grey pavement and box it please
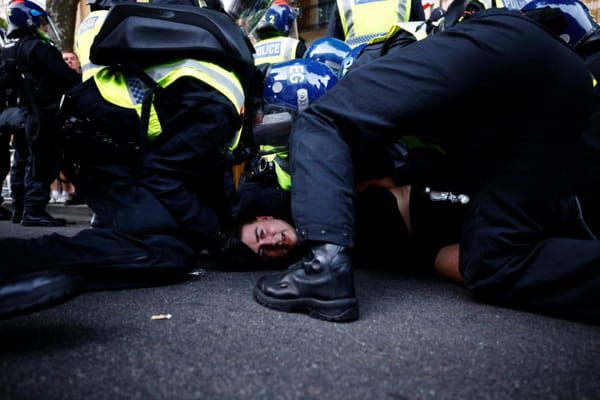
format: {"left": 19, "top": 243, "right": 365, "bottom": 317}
{"left": 0, "top": 203, "right": 599, "bottom": 400}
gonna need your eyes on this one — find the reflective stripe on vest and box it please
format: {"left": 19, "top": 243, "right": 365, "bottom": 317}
{"left": 94, "top": 59, "right": 244, "bottom": 145}
{"left": 368, "top": 20, "right": 428, "bottom": 45}
{"left": 75, "top": 10, "right": 108, "bottom": 82}
{"left": 337, "top": 0, "right": 411, "bottom": 48}
{"left": 253, "top": 37, "right": 300, "bottom": 65}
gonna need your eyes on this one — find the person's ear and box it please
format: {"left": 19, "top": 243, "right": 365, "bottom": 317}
{"left": 256, "top": 216, "right": 275, "bottom": 221}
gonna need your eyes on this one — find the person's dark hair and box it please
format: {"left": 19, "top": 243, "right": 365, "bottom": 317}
{"left": 233, "top": 181, "right": 292, "bottom": 225}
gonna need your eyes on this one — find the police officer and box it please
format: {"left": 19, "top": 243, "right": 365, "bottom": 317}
{"left": 253, "top": 7, "right": 600, "bottom": 322}
{"left": 0, "top": 29, "right": 14, "bottom": 220}
{"left": 3, "top": 0, "right": 81, "bottom": 226}
{"left": 326, "top": 0, "right": 425, "bottom": 48}
{"left": 0, "top": 1, "right": 265, "bottom": 317}
{"left": 520, "top": 0, "right": 600, "bottom": 239}
{"left": 252, "top": 0, "right": 307, "bottom": 67}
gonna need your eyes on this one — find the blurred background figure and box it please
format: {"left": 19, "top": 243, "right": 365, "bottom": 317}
{"left": 252, "top": 0, "right": 307, "bottom": 67}
{"left": 62, "top": 51, "right": 81, "bottom": 73}
{"left": 326, "top": 0, "right": 425, "bottom": 48}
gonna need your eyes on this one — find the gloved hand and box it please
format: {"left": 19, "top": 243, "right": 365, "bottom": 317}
{"left": 0, "top": 106, "right": 26, "bottom": 137}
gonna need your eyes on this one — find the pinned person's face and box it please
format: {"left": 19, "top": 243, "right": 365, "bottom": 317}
{"left": 240, "top": 216, "right": 298, "bottom": 259}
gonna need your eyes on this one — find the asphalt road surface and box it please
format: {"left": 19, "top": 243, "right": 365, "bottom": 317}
{"left": 0, "top": 204, "right": 599, "bottom": 400}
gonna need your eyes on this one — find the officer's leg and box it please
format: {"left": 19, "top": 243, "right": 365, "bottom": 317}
{"left": 253, "top": 98, "right": 360, "bottom": 322}
{"left": 0, "top": 228, "right": 197, "bottom": 317}
{"left": 21, "top": 114, "right": 65, "bottom": 227}
{"left": 0, "top": 130, "right": 11, "bottom": 219}
{"left": 571, "top": 96, "right": 600, "bottom": 237}
{"left": 9, "top": 134, "right": 28, "bottom": 223}
{"left": 254, "top": 45, "right": 421, "bottom": 322}
{"left": 21, "top": 152, "right": 65, "bottom": 226}
{"left": 460, "top": 186, "right": 600, "bottom": 321}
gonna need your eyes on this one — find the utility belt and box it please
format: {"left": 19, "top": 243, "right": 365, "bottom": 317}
{"left": 243, "top": 152, "right": 291, "bottom": 191}
{"left": 61, "top": 115, "right": 140, "bottom": 167}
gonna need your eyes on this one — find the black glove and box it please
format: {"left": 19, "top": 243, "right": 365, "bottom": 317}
{"left": 0, "top": 106, "right": 26, "bottom": 137}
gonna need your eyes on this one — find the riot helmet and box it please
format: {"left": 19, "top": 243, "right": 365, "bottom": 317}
{"left": 303, "top": 37, "right": 352, "bottom": 75}
{"left": 253, "top": 58, "right": 339, "bottom": 174}
{"left": 263, "top": 58, "right": 339, "bottom": 114}
{"left": 429, "top": 6, "right": 446, "bottom": 21}
{"left": 338, "top": 42, "right": 366, "bottom": 79}
{"left": 7, "top": 0, "right": 61, "bottom": 44}
{"left": 253, "top": 0, "right": 296, "bottom": 40}
{"left": 7, "top": 0, "right": 48, "bottom": 31}
{"left": 521, "top": 0, "right": 599, "bottom": 48}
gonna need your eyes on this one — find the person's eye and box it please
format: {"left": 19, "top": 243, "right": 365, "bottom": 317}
{"left": 259, "top": 229, "right": 265, "bottom": 239}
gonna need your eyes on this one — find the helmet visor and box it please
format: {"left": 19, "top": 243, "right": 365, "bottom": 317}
{"left": 222, "top": 0, "right": 273, "bottom": 33}
{"left": 39, "top": 13, "right": 62, "bottom": 47}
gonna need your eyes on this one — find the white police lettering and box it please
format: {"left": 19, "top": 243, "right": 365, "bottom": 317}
{"left": 78, "top": 16, "right": 99, "bottom": 34}
{"left": 289, "top": 64, "right": 305, "bottom": 84}
{"left": 255, "top": 42, "right": 282, "bottom": 58}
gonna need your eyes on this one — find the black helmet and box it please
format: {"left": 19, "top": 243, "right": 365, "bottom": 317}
{"left": 440, "top": 0, "right": 504, "bottom": 30}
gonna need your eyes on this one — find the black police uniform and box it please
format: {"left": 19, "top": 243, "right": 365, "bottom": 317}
{"left": 0, "top": 45, "right": 11, "bottom": 220}
{"left": 267, "top": 9, "right": 599, "bottom": 320}
{"left": 5, "top": 31, "right": 81, "bottom": 224}
{"left": 569, "top": 29, "right": 600, "bottom": 237}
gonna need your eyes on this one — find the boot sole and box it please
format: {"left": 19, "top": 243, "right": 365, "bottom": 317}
{"left": 0, "top": 270, "right": 81, "bottom": 318}
{"left": 253, "top": 285, "right": 359, "bottom": 322}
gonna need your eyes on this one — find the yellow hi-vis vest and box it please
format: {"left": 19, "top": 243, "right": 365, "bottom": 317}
{"left": 94, "top": 58, "right": 245, "bottom": 150}
{"left": 253, "top": 37, "right": 301, "bottom": 66}
{"left": 367, "top": 20, "right": 428, "bottom": 45}
{"left": 337, "top": 0, "right": 412, "bottom": 48}
{"left": 75, "top": 10, "right": 108, "bottom": 82}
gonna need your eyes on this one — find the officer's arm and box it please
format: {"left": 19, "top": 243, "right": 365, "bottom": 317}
{"left": 34, "top": 42, "right": 81, "bottom": 91}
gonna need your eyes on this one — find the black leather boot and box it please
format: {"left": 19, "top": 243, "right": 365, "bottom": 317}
{"left": 10, "top": 202, "right": 23, "bottom": 224}
{"left": 254, "top": 243, "right": 359, "bottom": 322}
{"left": 21, "top": 211, "right": 66, "bottom": 227}
{"left": 0, "top": 268, "right": 82, "bottom": 318}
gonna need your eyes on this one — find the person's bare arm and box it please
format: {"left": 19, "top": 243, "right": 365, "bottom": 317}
{"left": 434, "top": 244, "right": 463, "bottom": 284}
